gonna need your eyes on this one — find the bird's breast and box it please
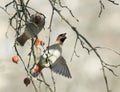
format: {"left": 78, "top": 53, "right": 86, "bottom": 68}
{"left": 41, "top": 49, "right": 61, "bottom": 67}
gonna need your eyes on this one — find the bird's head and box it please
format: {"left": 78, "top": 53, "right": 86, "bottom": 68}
{"left": 56, "top": 33, "right": 67, "bottom": 45}
{"left": 34, "top": 13, "right": 45, "bottom": 24}
{"left": 34, "top": 13, "right": 41, "bottom": 24}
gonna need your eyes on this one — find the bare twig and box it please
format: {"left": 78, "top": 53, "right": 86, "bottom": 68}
{"left": 90, "top": 46, "right": 120, "bottom": 68}
{"left": 50, "top": 70, "right": 56, "bottom": 92}
{"left": 93, "top": 46, "right": 120, "bottom": 56}
{"left": 0, "top": 6, "right": 14, "bottom": 17}
{"left": 104, "top": 66, "right": 118, "bottom": 77}
{"left": 47, "top": 1, "right": 57, "bottom": 92}
{"left": 28, "top": 51, "right": 32, "bottom": 68}
{"left": 99, "top": 0, "right": 105, "bottom": 17}
{"left": 78, "top": 37, "right": 90, "bottom": 54}
{"left": 103, "top": 62, "right": 120, "bottom": 68}
{"left": 5, "top": 0, "right": 14, "bottom": 7}
{"left": 26, "top": 0, "right": 30, "bottom": 6}
{"left": 58, "top": 0, "right": 79, "bottom": 22}
{"left": 108, "top": 0, "right": 119, "bottom": 5}
{"left": 40, "top": 73, "right": 54, "bottom": 92}
{"left": 98, "top": 0, "right": 119, "bottom": 17}
{"left": 31, "top": 78, "right": 38, "bottom": 92}
{"left": 14, "top": 43, "right": 28, "bottom": 72}
{"left": 70, "top": 36, "right": 80, "bottom": 62}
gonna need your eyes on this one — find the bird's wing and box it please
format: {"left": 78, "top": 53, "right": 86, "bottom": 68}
{"left": 45, "top": 44, "right": 62, "bottom": 56}
{"left": 50, "top": 56, "right": 72, "bottom": 78}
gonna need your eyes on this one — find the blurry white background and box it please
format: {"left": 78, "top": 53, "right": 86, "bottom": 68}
{"left": 0, "top": 0, "right": 120, "bottom": 92}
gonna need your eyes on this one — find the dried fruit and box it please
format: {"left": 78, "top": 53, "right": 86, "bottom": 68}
{"left": 24, "top": 77, "right": 30, "bottom": 86}
{"left": 12, "top": 56, "right": 19, "bottom": 64}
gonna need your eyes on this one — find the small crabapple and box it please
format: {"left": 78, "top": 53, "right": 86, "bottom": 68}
{"left": 12, "top": 56, "right": 19, "bottom": 64}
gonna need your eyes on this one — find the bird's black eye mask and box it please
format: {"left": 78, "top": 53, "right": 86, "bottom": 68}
{"left": 60, "top": 36, "right": 67, "bottom": 43}
{"left": 35, "top": 16, "right": 41, "bottom": 24}
{"left": 59, "top": 33, "right": 67, "bottom": 43}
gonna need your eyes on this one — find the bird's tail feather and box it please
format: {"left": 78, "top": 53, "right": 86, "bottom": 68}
{"left": 17, "top": 33, "right": 29, "bottom": 46}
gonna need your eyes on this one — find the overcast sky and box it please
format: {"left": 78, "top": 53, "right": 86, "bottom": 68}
{"left": 0, "top": 0, "right": 120, "bottom": 92}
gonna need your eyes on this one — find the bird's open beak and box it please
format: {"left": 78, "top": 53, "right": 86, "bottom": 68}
{"left": 59, "top": 33, "right": 67, "bottom": 43}
{"left": 61, "top": 33, "right": 67, "bottom": 39}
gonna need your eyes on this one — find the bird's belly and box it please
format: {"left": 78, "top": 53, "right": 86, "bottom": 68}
{"left": 42, "top": 49, "right": 61, "bottom": 67}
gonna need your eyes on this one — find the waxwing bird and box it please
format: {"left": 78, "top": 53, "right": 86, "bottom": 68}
{"left": 31, "top": 33, "right": 72, "bottom": 78}
{"left": 17, "top": 13, "right": 45, "bottom": 46}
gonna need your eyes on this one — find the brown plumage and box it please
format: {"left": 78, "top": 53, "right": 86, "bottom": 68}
{"left": 17, "top": 13, "right": 45, "bottom": 46}
{"left": 17, "top": 33, "right": 29, "bottom": 46}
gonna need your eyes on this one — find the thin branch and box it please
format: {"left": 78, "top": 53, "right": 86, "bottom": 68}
{"left": 47, "top": 1, "right": 57, "bottom": 91}
{"left": 0, "top": 6, "right": 13, "bottom": 17}
{"left": 25, "top": 6, "right": 46, "bottom": 18}
{"left": 38, "top": 75, "right": 42, "bottom": 92}
{"left": 70, "top": 36, "right": 80, "bottom": 62}
{"left": 37, "top": 78, "right": 53, "bottom": 92}
{"left": 98, "top": 0, "right": 119, "bottom": 17}
{"left": 31, "top": 78, "right": 38, "bottom": 92}
{"left": 40, "top": 73, "right": 54, "bottom": 92}
{"left": 31, "top": 39, "right": 37, "bottom": 63}
{"left": 108, "top": 0, "right": 119, "bottom": 5}
{"left": 14, "top": 43, "right": 28, "bottom": 72}
{"left": 99, "top": 0, "right": 105, "bottom": 17}
{"left": 5, "top": 0, "right": 14, "bottom": 8}
{"left": 58, "top": 0, "right": 79, "bottom": 22}
{"left": 104, "top": 66, "right": 118, "bottom": 77}
{"left": 90, "top": 46, "right": 120, "bottom": 68}
{"left": 26, "top": 0, "right": 30, "bottom": 6}
{"left": 47, "top": 0, "right": 55, "bottom": 53}
{"left": 27, "top": 52, "right": 32, "bottom": 68}
{"left": 94, "top": 46, "right": 120, "bottom": 56}
{"left": 50, "top": 70, "right": 56, "bottom": 92}
{"left": 103, "top": 62, "right": 120, "bottom": 68}
{"left": 28, "top": 71, "right": 53, "bottom": 92}
{"left": 78, "top": 37, "right": 90, "bottom": 54}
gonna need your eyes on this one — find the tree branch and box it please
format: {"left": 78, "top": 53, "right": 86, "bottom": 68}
{"left": 2, "top": 0, "right": 120, "bottom": 92}
{"left": 48, "top": 0, "right": 120, "bottom": 92}
{"left": 98, "top": 0, "right": 119, "bottom": 17}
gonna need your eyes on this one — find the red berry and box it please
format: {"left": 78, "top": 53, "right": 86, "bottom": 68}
{"left": 24, "top": 77, "right": 30, "bottom": 86}
{"left": 35, "top": 39, "right": 41, "bottom": 46}
{"left": 12, "top": 56, "right": 19, "bottom": 64}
